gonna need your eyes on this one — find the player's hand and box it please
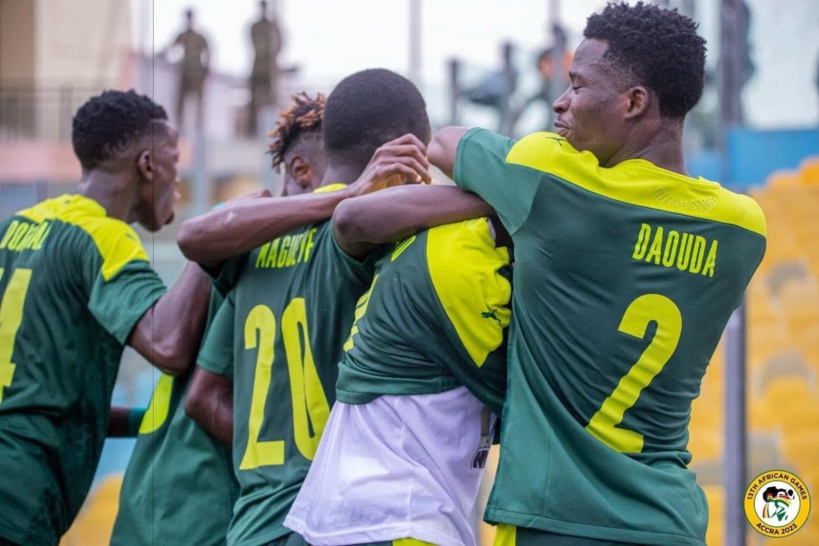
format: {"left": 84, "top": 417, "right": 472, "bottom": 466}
{"left": 348, "top": 134, "right": 431, "bottom": 198}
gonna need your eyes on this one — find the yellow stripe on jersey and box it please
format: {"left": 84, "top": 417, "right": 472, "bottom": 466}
{"left": 493, "top": 523, "right": 517, "bottom": 546}
{"left": 17, "top": 194, "right": 150, "bottom": 280}
{"left": 427, "top": 219, "right": 511, "bottom": 367}
{"left": 313, "top": 183, "right": 348, "bottom": 193}
{"left": 139, "top": 374, "right": 174, "bottom": 434}
{"left": 505, "top": 133, "right": 767, "bottom": 237}
{"left": 393, "top": 539, "right": 437, "bottom": 546}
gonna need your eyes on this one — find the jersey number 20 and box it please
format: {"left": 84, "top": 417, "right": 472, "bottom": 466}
{"left": 240, "top": 298, "right": 330, "bottom": 470}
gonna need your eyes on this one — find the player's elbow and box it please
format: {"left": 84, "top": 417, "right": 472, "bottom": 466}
{"left": 333, "top": 198, "right": 372, "bottom": 245}
{"left": 177, "top": 218, "right": 207, "bottom": 262}
{"left": 149, "top": 343, "right": 189, "bottom": 377}
{"left": 428, "top": 126, "right": 466, "bottom": 175}
{"left": 184, "top": 383, "right": 209, "bottom": 425}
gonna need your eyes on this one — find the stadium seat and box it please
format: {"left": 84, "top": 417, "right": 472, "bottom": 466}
{"left": 799, "top": 156, "right": 819, "bottom": 186}
{"left": 747, "top": 324, "right": 794, "bottom": 370}
{"left": 687, "top": 429, "right": 723, "bottom": 462}
{"left": 749, "top": 430, "right": 789, "bottom": 480}
{"left": 752, "top": 351, "right": 815, "bottom": 398}
{"left": 59, "top": 474, "right": 123, "bottom": 546}
{"left": 702, "top": 485, "right": 723, "bottom": 546}
{"left": 767, "top": 170, "right": 801, "bottom": 190}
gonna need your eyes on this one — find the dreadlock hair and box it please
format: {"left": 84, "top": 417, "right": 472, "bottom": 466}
{"left": 268, "top": 92, "right": 326, "bottom": 170}
{"left": 584, "top": 1, "right": 706, "bottom": 119}
{"left": 322, "top": 68, "right": 429, "bottom": 171}
{"left": 71, "top": 89, "right": 168, "bottom": 171}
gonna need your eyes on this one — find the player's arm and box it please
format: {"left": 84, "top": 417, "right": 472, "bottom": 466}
{"left": 427, "top": 126, "right": 471, "bottom": 178}
{"left": 107, "top": 405, "right": 147, "bottom": 438}
{"left": 128, "top": 261, "right": 212, "bottom": 376}
{"left": 185, "top": 366, "right": 233, "bottom": 446}
{"left": 333, "top": 185, "right": 494, "bottom": 258}
{"left": 177, "top": 134, "right": 431, "bottom": 271}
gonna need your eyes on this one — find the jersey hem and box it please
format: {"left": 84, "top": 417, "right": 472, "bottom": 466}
{"left": 285, "top": 516, "right": 465, "bottom": 546}
{"left": 229, "top": 526, "right": 291, "bottom": 546}
{"left": 485, "top": 507, "right": 705, "bottom": 546}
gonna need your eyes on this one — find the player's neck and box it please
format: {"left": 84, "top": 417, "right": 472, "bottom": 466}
{"left": 607, "top": 123, "right": 687, "bottom": 176}
{"left": 77, "top": 171, "right": 138, "bottom": 223}
{"left": 319, "top": 165, "right": 362, "bottom": 187}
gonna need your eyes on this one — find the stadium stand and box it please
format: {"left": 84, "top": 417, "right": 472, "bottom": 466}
{"left": 689, "top": 155, "right": 819, "bottom": 545}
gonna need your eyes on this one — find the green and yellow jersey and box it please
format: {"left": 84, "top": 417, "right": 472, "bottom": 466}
{"left": 454, "top": 130, "right": 766, "bottom": 545}
{"left": 0, "top": 194, "right": 166, "bottom": 546}
{"left": 337, "top": 218, "right": 511, "bottom": 414}
{"left": 197, "top": 212, "right": 378, "bottom": 546}
{"left": 111, "top": 290, "right": 238, "bottom": 546}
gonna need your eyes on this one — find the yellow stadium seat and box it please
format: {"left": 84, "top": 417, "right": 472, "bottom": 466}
{"left": 687, "top": 429, "right": 723, "bottom": 462}
{"left": 703, "top": 485, "right": 724, "bottom": 546}
{"left": 781, "top": 432, "right": 819, "bottom": 492}
{"left": 748, "top": 326, "right": 795, "bottom": 370}
{"left": 59, "top": 474, "right": 123, "bottom": 546}
{"left": 799, "top": 157, "right": 819, "bottom": 186}
{"left": 768, "top": 170, "right": 802, "bottom": 190}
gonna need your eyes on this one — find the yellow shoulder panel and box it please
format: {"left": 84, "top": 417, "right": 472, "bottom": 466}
{"left": 506, "top": 133, "right": 767, "bottom": 237}
{"left": 426, "top": 219, "right": 511, "bottom": 366}
{"left": 18, "top": 194, "right": 150, "bottom": 280}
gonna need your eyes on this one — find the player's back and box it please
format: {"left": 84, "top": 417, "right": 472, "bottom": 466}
{"left": 338, "top": 218, "right": 510, "bottom": 412}
{"left": 0, "top": 194, "right": 166, "bottom": 545}
{"left": 286, "top": 218, "right": 511, "bottom": 546}
{"left": 112, "top": 291, "right": 238, "bottom": 546}
{"left": 225, "top": 217, "right": 377, "bottom": 546}
{"left": 477, "top": 132, "right": 766, "bottom": 544}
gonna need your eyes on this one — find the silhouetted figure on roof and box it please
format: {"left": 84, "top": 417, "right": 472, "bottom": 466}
{"left": 247, "top": 0, "right": 282, "bottom": 136}
{"left": 168, "top": 8, "right": 210, "bottom": 132}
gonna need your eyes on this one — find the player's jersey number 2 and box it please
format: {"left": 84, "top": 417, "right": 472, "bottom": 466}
{"left": 0, "top": 268, "right": 33, "bottom": 403}
{"left": 586, "top": 294, "right": 682, "bottom": 453}
{"left": 240, "top": 298, "right": 331, "bottom": 470}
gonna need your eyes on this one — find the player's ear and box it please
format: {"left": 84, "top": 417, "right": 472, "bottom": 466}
{"left": 623, "top": 85, "right": 650, "bottom": 120}
{"left": 291, "top": 156, "right": 313, "bottom": 188}
{"left": 137, "top": 150, "right": 155, "bottom": 182}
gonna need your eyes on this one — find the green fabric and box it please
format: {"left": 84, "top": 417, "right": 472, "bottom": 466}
{"left": 454, "top": 129, "right": 766, "bottom": 545}
{"left": 336, "top": 220, "right": 510, "bottom": 415}
{"left": 197, "top": 220, "right": 378, "bottom": 546}
{"left": 261, "top": 532, "right": 310, "bottom": 546}
{"left": 126, "top": 407, "right": 147, "bottom": 438}
{"left": 0, "top": 196, "right": 166, "bottom": 546}
{"left": 112, "top": 290, "right": 238, "bottom": 546}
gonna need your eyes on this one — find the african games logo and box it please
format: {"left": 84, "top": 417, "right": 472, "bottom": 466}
{"left": 744, "top": 470, "right": 811, "bottom": 538}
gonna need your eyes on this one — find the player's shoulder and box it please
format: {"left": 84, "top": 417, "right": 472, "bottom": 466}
{"left": 426, "top": 219, "right": 510, "bottom": 283}
{"left": 711, "top": 184, "right": 767, "bottom": 238}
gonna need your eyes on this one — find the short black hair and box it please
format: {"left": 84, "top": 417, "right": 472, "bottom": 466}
{"left": 584, "top": 1, "right": 706, "bottom": 118}
{"left": 322, "top": 68, "right": 429, "bottom": 170}
{"left": 268, "top": 92, "right": 325, "bottom": 170}
{"left": 72, "top": 89, "right": 168, "bottom": 171}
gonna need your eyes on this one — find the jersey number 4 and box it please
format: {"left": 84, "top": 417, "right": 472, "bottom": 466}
{"left": 0, "top": 268, "right": 33, "bottom": 403}
{"left": 240, "top": 297, "right": 331, "bottom": 470}
{"left": 586, "top": 294, "right": 682, "bottom": 453}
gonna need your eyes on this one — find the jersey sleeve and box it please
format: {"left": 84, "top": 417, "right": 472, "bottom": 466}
{"left": 211, "top": 253, "right": 249, "bottom": 296}
{"left": 453, "top": 128, "right": 544, "bottom": 235}
{"left": 84, "top": 227, "right": 167, "bottom": 345}
{"left": 196, "top": 290, "right": 235, "bottom": 380}
{"left": 323, "top": 219, "right": 382, "bottom": 282}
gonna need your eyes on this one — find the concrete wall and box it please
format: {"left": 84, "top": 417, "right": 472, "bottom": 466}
{"left": 0, "top": 0, "right": 36, "bottom": 81}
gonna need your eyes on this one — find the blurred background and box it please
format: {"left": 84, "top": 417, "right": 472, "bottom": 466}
{"left": 0, "top": 0, "right": 817, "bottom": 544}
